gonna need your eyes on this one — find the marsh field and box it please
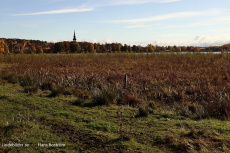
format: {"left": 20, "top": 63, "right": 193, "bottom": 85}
{"left": 0, "top": 53, "right": 230, "bottom": 152}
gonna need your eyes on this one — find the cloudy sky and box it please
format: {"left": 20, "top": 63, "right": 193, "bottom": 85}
{"left": 0, "top": 0, "right": 230, "bottom": 46}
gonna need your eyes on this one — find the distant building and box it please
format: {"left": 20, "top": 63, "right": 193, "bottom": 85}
{"left": 73, "top": 30, "right": 76, "bottom": 41}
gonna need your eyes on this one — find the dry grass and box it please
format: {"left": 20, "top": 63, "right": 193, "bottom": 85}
{"left": 1, "top": 53, "right": 230, "bottom": 119}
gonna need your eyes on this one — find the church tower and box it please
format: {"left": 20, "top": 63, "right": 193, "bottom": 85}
{"left": 73, "top": 30, "right": 76, "bottom": 41}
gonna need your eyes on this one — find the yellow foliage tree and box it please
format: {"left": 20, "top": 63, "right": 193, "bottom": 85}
{"left": 0, "top": 39, "right": 9, "bottom": 54}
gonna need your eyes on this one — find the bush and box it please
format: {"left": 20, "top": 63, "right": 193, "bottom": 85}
{"left": 137, "top": 106, "right": 149, "bottom": 117}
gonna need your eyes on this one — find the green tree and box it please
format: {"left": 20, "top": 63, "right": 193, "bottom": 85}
{"left": 54, "top": 42, "right": 65, "bottom": 53}
{"left": 122, "top": 44, "right": 128, "bottom": 52}
{"left": 128, "top": 45, "right": 132, "bottom": 52}
{"left": 70, "top": 41, "right": 80, "bottom": 53}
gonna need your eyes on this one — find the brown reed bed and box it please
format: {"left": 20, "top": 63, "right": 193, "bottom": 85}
{"left": 0, "top": 53, "right": 230, "bottom": 119}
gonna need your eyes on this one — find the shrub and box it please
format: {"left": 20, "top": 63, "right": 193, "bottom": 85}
{"left": 137, "top": 106, "right": 149, "bottom": 117}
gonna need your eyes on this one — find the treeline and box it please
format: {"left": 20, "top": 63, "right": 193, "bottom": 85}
{"left": 0, "top": 38, "right": 230, "bottom": 54}
{"left": 22, "top": 41, "right": 230, "bottom": 53}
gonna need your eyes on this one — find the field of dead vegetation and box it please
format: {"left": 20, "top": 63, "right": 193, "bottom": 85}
{"left": 1, "top": 53, "right": 230, "bottom": 152}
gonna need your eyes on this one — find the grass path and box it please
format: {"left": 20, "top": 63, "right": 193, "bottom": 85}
{"left": 1, "top": 81, "right": 230, "bottom": 152}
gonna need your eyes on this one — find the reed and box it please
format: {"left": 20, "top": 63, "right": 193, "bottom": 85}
{"left": 1, "top": 53, "right": 230, "bottom": 119}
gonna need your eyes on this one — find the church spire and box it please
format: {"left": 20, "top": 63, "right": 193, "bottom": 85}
{"left": 73, "top": 30, "right": 76, "bottom": 41}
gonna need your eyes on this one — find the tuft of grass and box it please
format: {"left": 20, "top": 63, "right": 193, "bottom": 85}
{"left": 92, "top": 86, "right": 120, "bottom": 106}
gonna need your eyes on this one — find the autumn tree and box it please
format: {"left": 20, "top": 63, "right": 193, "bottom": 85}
{"left": 100, "top": 44, "right": 106, "bottom": 52}
{"left": 93, "top": 43, "right": 100, "bottom": 52}
{"left": 155, "top": 45, "right": 161, "bottom": 52}
{"left": 167, "top": 46, "right": 174, "bottom": 52}
{"left": 160, "top": 46, "right": 165, "bottom": 52}
{"left": 194, "top": 47, "right": 200, "bottom": 52}
{"left": 4, "top": 43, "right": 9, "bottom": 53}
{"left": 63, "top": 41, "right": 70, "bottom": 53}
{"left": 137, "top": 45, "right": 142, "bottom": 52}
{"left": 223, "top": 43, "right": 230, "bottom": 50}
{"left": 181, "top": 46, "right": 187, "bottom": 52}
{"left": 111, "top": 43, "right": 121, "bottom": 52}
{"left": 173, "top": 45, "right": 181, "bottom": 52}
{"left": 0, "top": 39, "right": 9, "bottom": 54}
{"left": 36, "top": 47, "right": 43, "bottom": 54}
{"left": 88, "top": 43, "right": 95, "bottom": 53}
{"left": 177, "top": 47, "right": 182, "bottom": 52}
{"left": 147, "top": 44, "right": 155, "bottom": 52}
{"left": 80, "top": 42, "right": 88, "bottom": 52}
{"left": 31, "top": 46, "right": 36, "bottom": 53}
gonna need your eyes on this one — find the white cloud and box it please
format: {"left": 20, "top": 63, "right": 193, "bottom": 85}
{"left": 13, "top": 8, "right": 93, "bottom": 16}
{"left": 155, "top": 16, "right": 229, "bottom": 29}
{"left": 85, "top": 34, "right": 230, "bottom": 47}
{"left": 125, "top": 25, "right": 150, "bottom": 28}
{"left": 150, "top": 34, "right": 230, "bottom": 47}
{"left": 212, "top": 28, "right": 230, "bottom": 32}
{"left": 158, "top": 33, "right": 188, "bottom": 37}
{"left": 73, "top": 0, "right": 181, "bottom": 11}
{"left": 51, "top": 34, "right": 230, "bottom": 47}
{"left": 51, "top": 38, "right": 71, "bottom": 43}
{"left": 11, "top": 0, "right": 180, "bottom": 16}
{"left": 219, "top": 17, "right": 230, "bottom": 21}
{"left": 106, "top": 9, "right": 221, "bottom": 23}
{"left": 191, "top": 35, "right": 230, "bottom": 46}
{"left": 81, "top": 38, "right": 114, "bottom": 44}
{"left": 105, "top": 0, "right": 180, "bottom": 5}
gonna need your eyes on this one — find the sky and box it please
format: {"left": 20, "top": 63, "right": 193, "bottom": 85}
{"left": 0, "top": 0, "right": 230, "bottom": 47}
